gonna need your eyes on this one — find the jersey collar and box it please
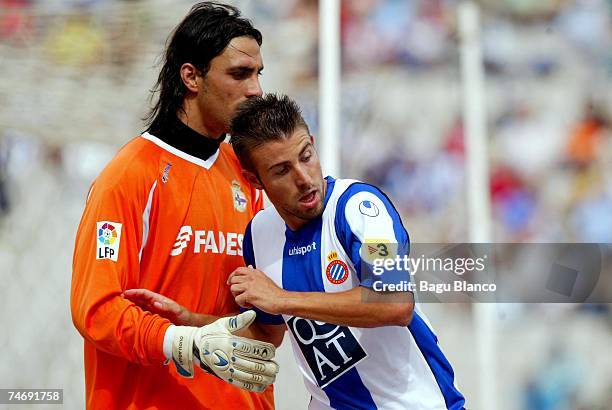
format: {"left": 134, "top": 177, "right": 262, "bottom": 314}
{"left": 323, "top": 176, "right": 335, "bottom": 207}
{"left": 147, "top": 115, "right": 226, "bottom": 162}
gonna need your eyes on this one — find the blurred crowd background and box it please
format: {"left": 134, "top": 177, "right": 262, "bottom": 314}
{"left": 0, "top": 0, "right": 611, "bottom": 409}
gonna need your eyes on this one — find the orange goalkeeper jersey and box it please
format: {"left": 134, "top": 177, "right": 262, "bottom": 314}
{"left": 71, "top": 121, "right": 271, "bottom": 409}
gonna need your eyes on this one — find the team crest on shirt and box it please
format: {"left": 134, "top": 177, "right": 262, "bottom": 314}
{"left": 96, "top": 221, "right": 122, "bottom": 261}
{"left": 231, "top": 180, "right": 247, "bottom": 213}
{"left": 325, "top": 252, "right": 349, "bottom": 284}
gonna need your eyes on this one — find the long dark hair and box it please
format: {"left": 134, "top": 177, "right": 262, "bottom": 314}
{"left": 145, "top": 2, "right": 262, "bottom": 131}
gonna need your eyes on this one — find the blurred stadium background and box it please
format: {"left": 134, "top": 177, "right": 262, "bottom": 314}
{"left": 1, "top": 0, "right": 611, "bottom": 408}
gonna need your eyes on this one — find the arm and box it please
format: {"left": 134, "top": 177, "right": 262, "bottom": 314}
{"left": 71, "top": 183, "right": 170, "bottom": 365}
{"left": 74, "top": 180, "right": 279, "bottom": 391}
{"left": 230, "top": 183, "right": 414, "bottom": 329}
{"left": 229, "top": 267, "right": 414, "bottom": 328}
{"left": 124, "top": 288, "right": 286, "bottom": 347}
{"left": 276, "top": 286, "right": 412, "bottom": 328}
{"left": 114, "top": 287, "right": 282, "bottom": 389}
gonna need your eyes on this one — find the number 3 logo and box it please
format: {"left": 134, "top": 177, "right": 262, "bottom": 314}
{"left": 377, "top": 243, "right": 388, "bottom": 257}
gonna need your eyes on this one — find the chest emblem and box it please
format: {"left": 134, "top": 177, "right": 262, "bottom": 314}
{"left": 325, "top": 251, "right": 349, "bottom": 284}
{"left": 287, "top": 317, "right": 367, "bottom": 388}
{"left": 231, "top": 180, "right": 247, "bottom": 213}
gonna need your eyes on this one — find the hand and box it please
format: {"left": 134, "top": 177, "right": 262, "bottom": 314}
{"left": 172, "top": 310, "right": 279, "bottom": 392}
{"left": 227, "top": 266, "right": 286, "bottom": 315}
{"left": 123, "top": 288, "right": 193, "bottom": 326}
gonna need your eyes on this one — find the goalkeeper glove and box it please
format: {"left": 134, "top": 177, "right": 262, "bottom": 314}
{"left": 171, "top": 310, "right": 279, "bottom": 392}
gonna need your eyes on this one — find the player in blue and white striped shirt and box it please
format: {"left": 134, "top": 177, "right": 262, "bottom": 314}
{"left": 227, "top": 94, "right": 465, "bottom": 410}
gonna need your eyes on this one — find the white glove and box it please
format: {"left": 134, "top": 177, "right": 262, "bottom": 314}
{"left": 171, "top": 310, "right": 279, "bottom": 392}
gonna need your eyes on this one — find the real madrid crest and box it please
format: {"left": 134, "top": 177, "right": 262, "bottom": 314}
{"left": 325, "top": 251, "right": 349, "bottom": 284}
{"left": 231, "top": 180, "right": 247, "bottom": 213}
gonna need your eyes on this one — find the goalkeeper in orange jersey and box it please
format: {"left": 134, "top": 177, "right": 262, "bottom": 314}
{"left": 71, "top": 3, "right": 281, "bottom": 409}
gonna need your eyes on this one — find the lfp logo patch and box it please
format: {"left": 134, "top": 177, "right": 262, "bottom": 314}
{"left": 97, "top": 222, "right": 122, "bottom": 261}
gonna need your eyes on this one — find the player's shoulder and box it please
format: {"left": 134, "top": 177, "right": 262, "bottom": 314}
{"left": 219, "top": 140, "right": 235, "bottom": 156}
{"left": 333, "top": 178, "right": 391, "bottom": 210}
{"left": 332, "top": 178, "right": 409, "bottom": 244}
{"left": 251, "top": 203, "right": 282, "bottom": 226}
{"left": 218, "top": 140, "right": 242, "bottom": 166}
{"left": 89, "top": 135, "right": 162, "bottom": 200}
{"left": 331, "top": 178, "right": 402, "bottom": 228}
{"left": 249, "top": 203, "right": 287, "bottom": 238}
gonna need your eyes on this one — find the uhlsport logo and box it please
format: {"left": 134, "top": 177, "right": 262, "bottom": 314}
{"left": 326, "top": 254, "right": 349, "bottom": 284}
{"left": 358, "top": 200, "right": 379, "bottom": 217}
{"left": 96, "top": 222, "right": 122, "bottom": 261}
{"left": 231, "top": 180, "right": 247, "bottom": 213}
{"left": 288, "top": 241, "right": 317, "bottom": 256}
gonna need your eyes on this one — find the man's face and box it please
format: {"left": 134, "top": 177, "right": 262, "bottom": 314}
{"left": 247, "top": 129, "right": 326, "bottom": 231}
{"left": 197, "top": 36, "right": 263, "bottom": 135}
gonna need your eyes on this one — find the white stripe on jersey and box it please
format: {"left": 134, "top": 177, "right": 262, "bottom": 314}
{"left": 139, "top": 180, "right": 157, "bottom": 261}
{"left": 250, "top": 206, "right": 286, "bottom": 286}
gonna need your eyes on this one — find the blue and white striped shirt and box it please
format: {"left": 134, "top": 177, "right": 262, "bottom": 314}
{"left": 244, "top": 177, "right": 465, "bottom": 410}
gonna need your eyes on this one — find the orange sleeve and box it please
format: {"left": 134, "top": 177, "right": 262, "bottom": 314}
{"left": 71, "top": 181, "right": 170, "bottom": 365}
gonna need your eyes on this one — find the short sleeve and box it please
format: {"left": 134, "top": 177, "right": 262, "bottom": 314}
{"left": 334, "top": 183, "right": 410, "bottom": 288}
